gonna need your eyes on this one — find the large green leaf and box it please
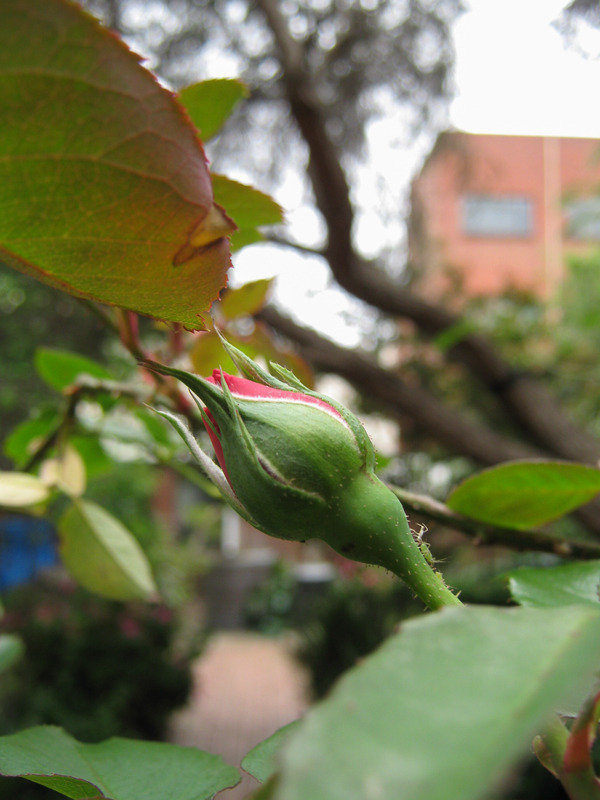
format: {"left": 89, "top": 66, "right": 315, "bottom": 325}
{"left": 0, "top": 0, "right": 234, "bottom": 329}
{"left": 446, "top": 461, "right": 600, "bottom": 529}
{"left": 58, "top": 500, "right": 157, "bottom": 601}
{"left": 242, "top": 722, "right": 299, "bottom": 784}
{"left": 275, "top": 605, "right": 600, "bottom": 800}
{"left": 508, "top": 560, "right": 600, "bottom": 608}
{"left": 0, "top": 726, "right": 239, "bottom": 800}
{"left": 179, "top": 79, "right": 248, "bottom": 141}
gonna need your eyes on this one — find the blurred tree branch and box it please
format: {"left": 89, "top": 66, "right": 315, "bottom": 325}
{"left": 258, "top": 305, "right": 539, "bottom": 465}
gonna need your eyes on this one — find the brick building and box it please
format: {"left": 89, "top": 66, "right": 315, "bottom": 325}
{"left": 408, "top": 131, "right": 600, "bottom": 300}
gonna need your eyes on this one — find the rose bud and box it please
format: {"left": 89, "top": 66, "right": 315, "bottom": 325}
{"left": 148, "top": 343, "right": 461, "bottom": 610}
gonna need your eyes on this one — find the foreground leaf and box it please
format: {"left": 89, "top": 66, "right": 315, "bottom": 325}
{"left": 447, "top": 461, "right": 600, "bottom": 529}
{"left": 58, "top": 500, "right": 157, "bottom": 600}
{"left": 242, "top": 722, "right": 300, "bottom": 784}
{"left": 508, "top": 560, "right": 600, "bottom": 608}
{"left": 275, "top": 605, "right": 600, "bottom": 800}
{"left": 0, "top": 726, "right": 239, "bottom": 800}
{"left": 0, "top": 0, "right": 234, "bottom": 328}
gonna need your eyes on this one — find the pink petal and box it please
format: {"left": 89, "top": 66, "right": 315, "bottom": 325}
{"left": 207, "top": 371, "right": 344, "bottom": 422}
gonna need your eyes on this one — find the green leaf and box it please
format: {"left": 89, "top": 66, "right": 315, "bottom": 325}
{"left": 433, "top": 318, "right": 476, "bottom": 351}
{"left": 0, "top": 0, "right": 234, "bottom": 329}
{"left": 227, "top": 229, "right": 265, "bottom": 251}
{"left": 3, "top": 410, "right": 61, "bottom": 468}
{"left": 0, "top": 472, "right": 51, "bottom": 508}
{"left": 58, "top": 500, "right": 157, "bottom": 601}
{"left": 190, "top": 331, "right": 240, "bottom": 377}
{"left": 275, "top": 605, "right": 600, "bottom": 800}
{"left": 242, "top": 722, "right": 300, "bottom": 784}
{"left": 35, "top": 348, "right": 112, "bottom": 392}
{"left": 70, "top": 436, "right": 114, "bottom": 480}
{"left": 133, "top": 408, "right": 176, "bottom": 450}
{"left": 212, "top": 177, "right": 283, "bottom": 228}
{"left": 507, "top": 560, "right": 600, "bottom": 607}
{"left": 220, "top": 279, "right": 274, "bottom": 320}
{"left": 178, "top": 79, "right": 248, "bottom": 141}
{"left": 0, "top": 726, "right": 240, "bottom": 800}
{"left": 212, "top": 175, "right": 283, "bottom": 251}
{"left": 0, "top": 635, "right": 24, "bottom": 673}
{"left": 446, "top": 461, "right": 600, "bottom": 529}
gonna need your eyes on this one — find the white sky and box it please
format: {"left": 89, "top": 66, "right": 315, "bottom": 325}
{"left": 451, "top": 0, "right": 600, "bottom": 137}
{"left": 232, "top": 0, "right": 600, "bottom": 346}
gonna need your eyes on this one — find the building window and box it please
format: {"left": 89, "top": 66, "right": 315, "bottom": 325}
{"left": 565, "top": 197, "right": 600, "bottom": 241}
{"left": 462, "top": 195, "right": 533, "bottom": 238}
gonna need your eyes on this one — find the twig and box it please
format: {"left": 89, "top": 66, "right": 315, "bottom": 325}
{"left": 389, "top": 484, "right": 600, "bottom": 561}
{"left": 259, "top": 305, "right": 539, "bottom": 465}
{"left": 263, "top": 233, "right": 326, "bottom": 258}
{"left": 22, "top": 394, "right": 78, "bottom": 473}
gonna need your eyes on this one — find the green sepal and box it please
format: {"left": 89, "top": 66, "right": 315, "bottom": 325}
{"left": 268, "top": 362, "right": 312, "bottom": 392}
{"left": 153, "top": 407, "right": 261, "bottom": 528}
{"left": 144, "top": 360, "right": 236, "bottom": 432}
{"left": 216, "top": 332, "right": 292, "bottom": 391}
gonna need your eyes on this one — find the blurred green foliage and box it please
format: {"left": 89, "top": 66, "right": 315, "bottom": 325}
{"left": 244, "top": 561, "right": 297, "bottom": 636}
{"left": 0, "top": 580, "right": 196, "bottom": 800}
{"left": 0, "top": 265, "right": 106, "bottom": 468}
{"left": 0, "top": 582, "right": 193, "bottom": 743}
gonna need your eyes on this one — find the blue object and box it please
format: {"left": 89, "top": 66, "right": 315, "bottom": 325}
{"left": 0, "top": 516, "right": 59, "bottom": 590}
